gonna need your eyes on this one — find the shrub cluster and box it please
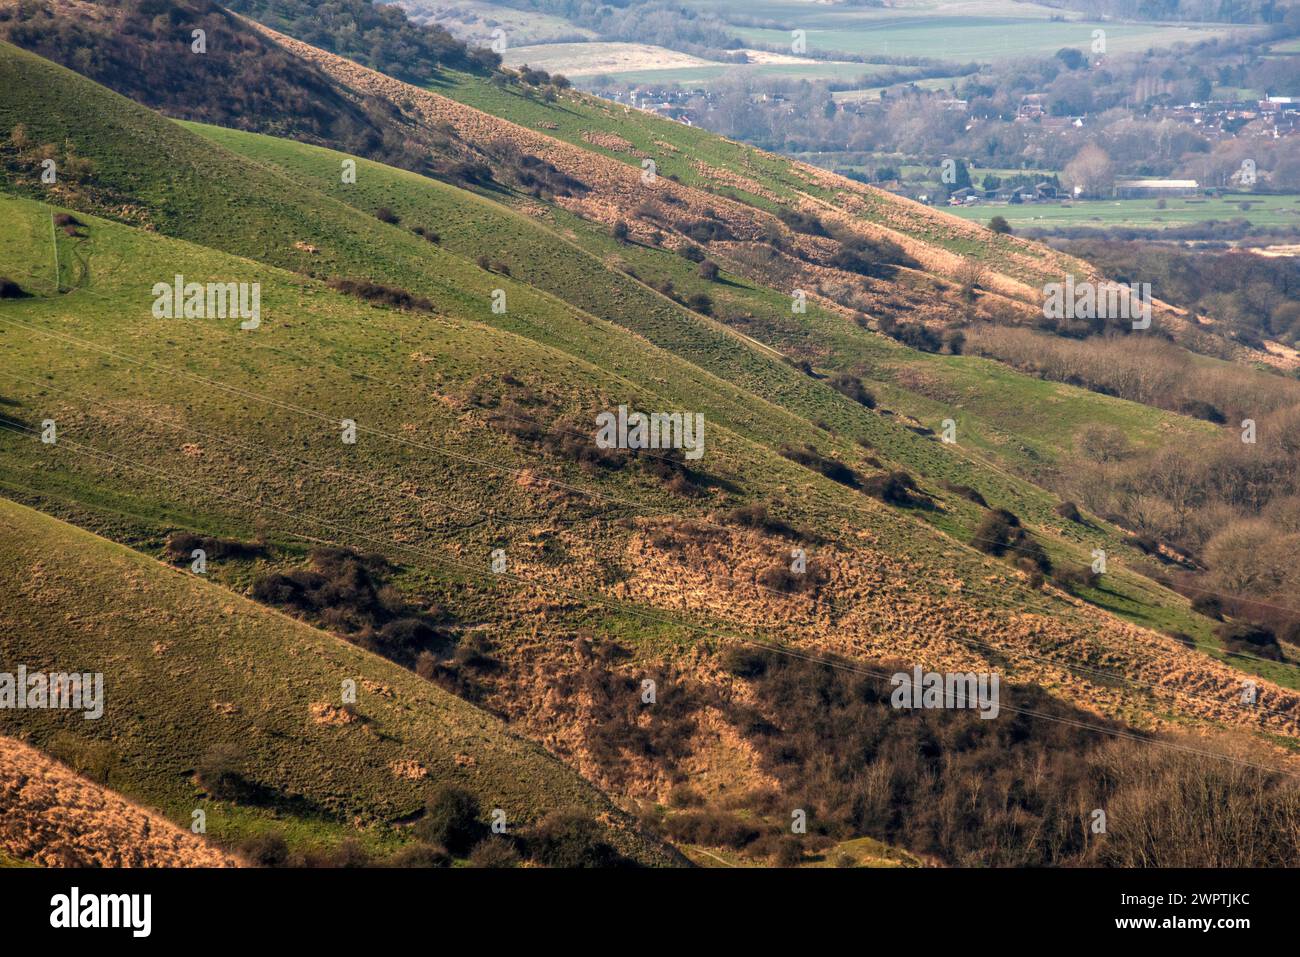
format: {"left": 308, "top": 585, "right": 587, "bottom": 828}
{"left": 861, "top": 470, "right": 925, "bottom": 507}
{"left": 1216, "top": 621, "right": 1284, "bottom": 661}
{"left": 164, "top": 530, "right": 266, "bottom": 562}
{"left": 1052, "top": 500, "right": 1083, "bottom": 522}
{"left": 0, "top": 276, "right": 29, "bottom": 298}
{"left": 328, "top": 277, "right": 434, "bottom": 312}
{"left": 251, "top": 547, "right": 453, "bottom": 667}
{"left": 971, "top": 508, "right": 1052, "bottom": 573}
{"left": 941, "top": 481, "right": 988, "bottom": 507}
{"left": 779, "top": 444, "right": 860, "bottom": 489}
{"left": 486, "top": 141, "right": 586, "bottom": 198}
{"left": 718, "top": 647, "right": 1300, "bottom": 866}
{"left": 827, "top": 372, "right": 875, "bottom": 408}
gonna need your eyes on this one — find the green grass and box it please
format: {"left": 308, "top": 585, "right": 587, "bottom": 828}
{"left": 3, "top": 28, "right": 1290, "bottom": 820}
{"left": 831, "top": 76, "right": 962, "bottom": 102}
{"left": 946, "top": 193, "right": 1300, "bottom": 231}
{"left": 4, "top": 18, "right": 1300, "bottom": 877}
{"left": 180, "top": 122, "right": 1198, "bottom": 525}
{"left": 0, "top": 187, "right": 1234, "bottom": 689}
{"left": 0, "top": 48, "right": 1232, "bottom": 665}
{"left": 727, "top": 17, "right": 1244, "bottom": 63}
{"left": 0, "top": 497, "right": 676, "bottom": 863}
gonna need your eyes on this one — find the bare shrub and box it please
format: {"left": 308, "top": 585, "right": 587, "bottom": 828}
{"left": 414, "top": 786, "right": 485, "bottom": 856}
{"left": 195, "top": 743, "right": 247, "bottom": 800}
{"left": 468, "top": 838, "right": 521, "bottom": 868}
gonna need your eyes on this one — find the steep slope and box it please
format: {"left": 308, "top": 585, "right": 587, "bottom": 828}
{"left": 254, "top": 19, "right": 1058, "bottom": 314}
{"left": 0, "top": 735, "right": 240, "bottom": 867}
{"left": 426, "top": 64, "right": 1234, "bottom": 351}
{"left": 0, "top": 1, "right": 1076, "bottom": 322}
{"left": 185, "top": 121, "right": 1290, "bottom": 688}
{"left": 4, "top": 13, "right": 1300, "bottom": 866}
{"left": 2, "top": 41, "right": 1289, "bottom": 722}
{"left": 0, "top": 497, "right": 680, "bottom": 865}
{"left": 187, "top": 119, "right": 1220, "bottom": 496}
{"left": 0, "top": 0, "right": 1259, "bottom": 358}
{"left": 0, "top": 38, "right": 1230, "bottom": 669}
{"left": 0, "top": 0, "right": 477, "bottom": 175}
{"left": 2, "top": 189, "right": 1298, "bottom": 760}
{"left": 0, "top": 11, "right": 1245, "bottom": 494}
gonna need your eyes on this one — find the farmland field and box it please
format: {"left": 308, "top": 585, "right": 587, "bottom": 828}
{"left": 590, "top": 60, "right": 919, "bottom": 86}
{"left": 1266, "top": 36, "right": 1300, "bottom": 53}
{"left": 503, "top": 40, "right": 918, "bottom": 86}
{"left": 832, "top": 75, "right": 963, "bottom": 101}
{"left": 396, "top": 0, "right": 1254, "bottom": 94}
{"left": 401, "top": 0, "right": 1249, "bottom": 87}
{"left": 389, "top": 0, "right": 595, "bottom": 46}
{"left": 946, "top": 193, "right": 1300, "bottom": 230}
{"left": 502, "top": 42, "right": 715, "bottom": 76}
{"left": 683, "top": 0, "right": 1078, "bottom": 18}
{"left": 729, "top": 18, "right": 1247, "bottom": 62}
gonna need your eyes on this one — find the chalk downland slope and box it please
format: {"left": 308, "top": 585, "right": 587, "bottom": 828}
{"left": 1, "top": 3, "right": 1299, "bottom": 866}
{"left": 0, "top": 734, "right": 240, "bottom": 867}
{"left": 0, "top": 498, "right": 680, "bottom": 866}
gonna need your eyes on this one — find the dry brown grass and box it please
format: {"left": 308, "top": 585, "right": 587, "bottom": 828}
{"left": 513, "top": 520, "right": 1300, "bottom": 742}
{"left": 0, "top": 735, "right": 239, "bottom": 867}
{"left": 240, "top": 20, "right": 1064, "bottom": 333}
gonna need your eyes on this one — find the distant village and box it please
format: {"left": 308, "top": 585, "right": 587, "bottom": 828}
{"left": 597, "top": 84, "right": 1300, "bottom": 207}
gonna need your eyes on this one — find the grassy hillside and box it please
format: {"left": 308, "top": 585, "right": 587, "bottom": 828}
{"left": 0, "top": 497, "right": 678, "bottom": 864}
{"left": 189, "top": 119, "right": 1209, "bottom": 471}
{"left": 0, "top": 39, "right": 1288, "bottom": 705}
{"left": 2, "top": 182, "right": 1294, "bottom": 752}
{"left": 179, "top": 121, "right": 1244, "bottom": 662}
{"left": 0, "top": 41, "right": 1123, "bottom": 563}
{"left": 5, "top": 11, "right": 1300, "bottom": 867}
{"left": 427, "top": 68, "right": 1082, "bottom": 286}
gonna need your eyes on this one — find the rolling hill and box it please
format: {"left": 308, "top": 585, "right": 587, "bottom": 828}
{"left": 0, "top": 497, "right": 680, "bottom": 865}
{"left": 3, "top": 0, "right": 1300, "bottom": 868}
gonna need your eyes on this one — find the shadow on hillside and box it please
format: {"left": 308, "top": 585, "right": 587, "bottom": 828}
{"left": 1079, "top": 582, "right": 1139, "bottom": 619}
{"left": 198, "top": 773, "right": 336, "bottom": 820}
{"left": 0, "top": 408, "right": 32, "bottom": 434}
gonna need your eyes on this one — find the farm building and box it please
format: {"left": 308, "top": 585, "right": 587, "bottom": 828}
{"left": 1113, "top": 178, "right": 1200, "bottom": 198}
{"left": 1016, "top": 94, "right": 1047, "bottom": 120}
